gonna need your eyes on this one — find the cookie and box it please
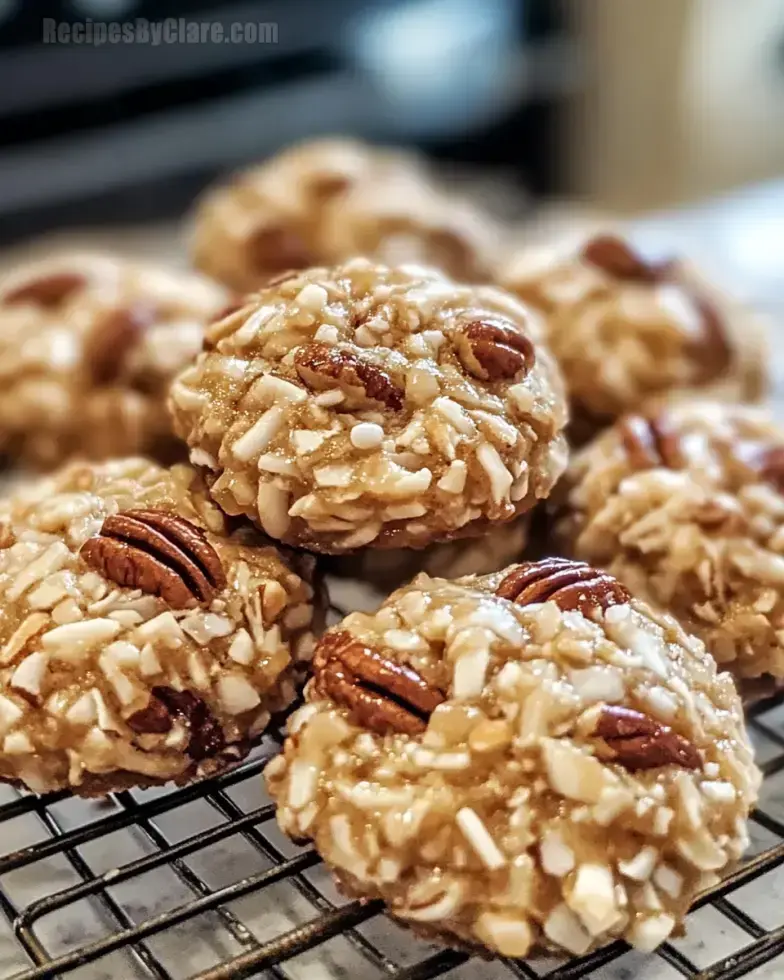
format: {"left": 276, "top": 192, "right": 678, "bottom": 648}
{"left": 266, "top": 560, "right": 758, "bottom": 957}
{"left": 500, "top": 233, "right": 766, "bottom": 441}
{"left": 169, "top": 260, "right": 568, "bottom": 553}
{"left": 190, "top": 138, "right": 500, "bottom": 292}
{"left": 0, "top": 458, "right": 321, "bottom": 795}
{"left": 0, "top": 252, "right": 227, "bottom": 469}
{"left": 556, "top": 401, "right": 784, "bottom": 689}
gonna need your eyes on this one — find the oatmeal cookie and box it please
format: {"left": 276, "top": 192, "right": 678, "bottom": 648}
{"left": 0, "top": 458, "right": 321, "bottom": 795}
{"left": 266, "top": 560, "right": 758, "bottom": 957}
{"left": 170, "top": 260, "right": 568, "bottom": 554}
{"left": 0, "top": 252, "right": 227, "bottom": 469}
{"left": 556, "top": 401, "right": 784, "bottom": 686}
{"left": 190, "top": 138, "right": 500, "bottom": 292}
{"left": 500, "top": 233, "right": 766, "bottom": 440}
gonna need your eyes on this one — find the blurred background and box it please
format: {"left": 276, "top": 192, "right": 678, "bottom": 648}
{"left": 1, "top": 0, "right": 783, "bottom": 304}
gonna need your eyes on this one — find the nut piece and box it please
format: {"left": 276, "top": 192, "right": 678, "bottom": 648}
{"left": 80, "top": 509, "right": 226, "bottom": 608}
{"left": 87, "top": 303, "right": 158, "bottom": 384}
{"left": 592, "top": 704, "right": 701, "bottom": 771}
{"left": 619, "top": 414, "right": 683, "bottom": 470}
{"left": 313, "top": 629, "right": 444, "bottom": 736}
{"left": 126, "top": 697, "right": 173, "bottom": 735}
{"left": 496, "top": 559, "right": 630, "bottom": 617}
{"left": 151, "top": 687, "right": 226, "bottom": 760}
{"left": 4, "top": 271, "right": 87, "bottom": 307}
{"left": 294, "top": 341, "right": 404, "bottom": 410}
{"left": 581, "top": 235, "right": 666, "bottom": 283}
{"left": 455, "top": 318, "right": 536, "bottom": 382}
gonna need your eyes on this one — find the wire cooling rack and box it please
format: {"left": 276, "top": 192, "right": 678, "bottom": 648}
{"left": 2, "top": 653, "right": 784, "bottom": 980}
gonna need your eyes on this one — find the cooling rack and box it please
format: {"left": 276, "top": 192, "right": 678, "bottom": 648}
{"left": 2, "top": 595, "right": 784, "bottom": 980}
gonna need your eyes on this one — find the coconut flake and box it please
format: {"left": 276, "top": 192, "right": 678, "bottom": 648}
{"left": 314, "top": 463, "right": 354, "bottom": 488}
{"left": 66, "top": 691, "right": 98, "bottom": 726}
{"left": 477, "top": 443, "right": 513, "bottom": 503}
{"left": 10, "top": 652, "right": 48, "bottom": 697}
{"left": 228, "top": 629, "right": 255, "bottom": 665}
{"left": 476, "top": 912, "right": 532, "bottom": 958}
{"left": 436, "top": 460, "right": 467, "bottom": 494}
{"left": 287, "top": 760, "right": 319, "bottom": 808}
{"left": 0, "top": 612, "right": 49, "bottom": 665}
{"left": 404, "top": 879, "right": 466, "bottom": 922}
{"left": 217, "top": 674, "right": 261, "bottom": 715}
{"left": 134, "top": 611, "right": 185, "bottom": 646}
{"left": 233, "top": 407, "right": 285, "bottom": 461}
{"left": 543, "top": 903, "right": 593, "bottom": 956}
{"left": 6, "top": 542, "right": 70, "bottom": 601}
{"left": 567, "top": 863, "right": 619, "bottom": 936}
{"left": 42, "top": 618, "right": 121, "bottom": 658}
{"left": 628, "top": 913, "right": 675, "bottom": 952}
{"left": 653, "top": 864, "right": 683, "bottom": 899}
{"left": 3, "top": 731, "right": 34, "bottom": 755}
{"left": 411, "top": 747, "right": 472, "bottom": 770}
{"left": 100, "top": 641, "right": 141, "bottom": 670}
{"left": 0, "top": 694, "right": 23, "bottom": 730}
{"left": 618, "top": 846, "right": 658, "bottom": 881}
{"left": 540, "top": 830, "right": 575, "bottom": 877}
{"left": 258, "top": 483, "right": 291, "bottom": 538}
{"left": 452, "top": 644, "right": 490, "bottom": 699}
{"left": 456, "top": 807, "right": 506, "bottom": 870}
{"left": 138, "top": 644, "right": 163, "bottom": 677}
{"left": 701, "top": 780, "right": 737, "bottom": 804}
{"left": 569, "top": 666, "right": 625, "bottom": 703}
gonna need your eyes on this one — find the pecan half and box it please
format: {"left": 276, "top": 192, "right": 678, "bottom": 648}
{"left": 581, "top": 235, "right": 667, "bottom": 283}
{"left": 247, "top": 223, "right": 313, "bottom": 274}
{"left": 592, "top": 704, "right": 701, "bottom": 771}
{"left": 294, "top": 341, "right": 404, "bottom": 410}
{"left": 80, "top": 509, "right": 226, "bottom": 608}
{"left": 619, "top": 413, "right": 683, "bottom": 470}
{"left": 87, "top": 303, "right": 158, "bottom": 385}
{"left": 455, "top": 318, "right": 535, "bottom": 382}
{"left": 496, "top": 559, "right": 630, "bottom": 617}
{"left": 152, "top": 687, "right": 225, "bottom": 759}
{"left": 313, "top": 629, "right": 444, "bottom": 736}
{"left": 4, "top": 271, "right": 86, "bottom": 307}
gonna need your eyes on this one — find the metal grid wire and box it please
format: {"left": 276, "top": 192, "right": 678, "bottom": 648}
{"left": 2, "top": 689, "right": 784, "bottom": 980}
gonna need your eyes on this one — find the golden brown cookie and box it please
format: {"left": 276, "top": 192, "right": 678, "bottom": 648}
{"left": 191, "top": 138, "right": 500, "bottom": 291}
{"left": 0, "top": 252, "right": 227, "bottom": 469}
{"left": 267, "top": 561, "right": 758, "bottom": 957}
{"left": 169, "top": 260, "right": 568, "bottom": 553}
{"left": 0, "top": 458, "right": 322, "bottom": 794}
{"left": 501, "top": 234, "right": 766, "bottom": 441}
{"left": 556, "top": 401, "right": 784, "bottom": 687}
